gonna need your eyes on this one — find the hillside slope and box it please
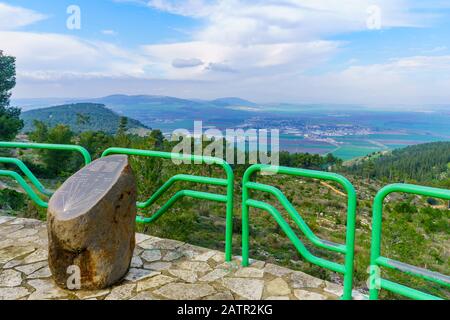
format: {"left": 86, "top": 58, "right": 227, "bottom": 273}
{"left": 21, "top": 103, "right": 150, "bottom": 134}
{"left": 344, "top": 141, "right": 450, "bottom": 185}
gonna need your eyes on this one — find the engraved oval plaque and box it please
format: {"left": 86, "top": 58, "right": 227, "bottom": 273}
{"left": 49, "top": 155, "right": 129, "bottom": 220}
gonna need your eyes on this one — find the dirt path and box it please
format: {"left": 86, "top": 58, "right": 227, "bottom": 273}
{"left": 320, "top": 181, "right": 346, "bottom": 197}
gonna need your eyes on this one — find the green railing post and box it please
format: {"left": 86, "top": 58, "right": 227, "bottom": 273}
{"left": 369, "top": 183, "right": 450, "bottom": 300}
{"left": 242, "top": 164, "right": 357, "bottom": 300}
{"left": 101, "top": 148, "right": 234, "bottom": 261}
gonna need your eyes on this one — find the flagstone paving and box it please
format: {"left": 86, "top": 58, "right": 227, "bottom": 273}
{"left": 0, "top": 215, "right": 366, "bottom": 300}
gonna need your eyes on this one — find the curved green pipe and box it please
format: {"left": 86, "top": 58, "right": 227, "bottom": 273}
{"left": 137, "top": 174, "right": 227, "bottom": 209}
{"left": 102, "top": 147, "right": 234, "bottom": 262}
{"left": 246, "top": 182, "right": 346, "bottom": 254}
{"left": 379, "top": 279, "right": 443, "bottom": 300}
{"left": 246, "top": 199, "right": 345, "bottom": 274}
{"left": 370, "top": 183, "right": 450, "bottom": 300}
{"left": 136, "top": 189, "right": 227, "bottom": 224}
{"left": 0, "top": 141, "right": 91, "bottom": 165}
{"left": 0, "top": 157, "right": 53, "bottom": 197}
{"left": 242, "top": 164, "right": 356, "bottom": 300}
{"left": 0, "top": 169, "right": 48, "bottom": 208}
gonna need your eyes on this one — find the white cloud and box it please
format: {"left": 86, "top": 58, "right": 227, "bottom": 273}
{"left": 172, "top": 58, "right": 204, "bottom": 68}
{"left": 0, "top": 31, "right": 150, "bottom": 80}
{"left": 101, "top": 29, "right": 118, "bottom": 36}
{"left": 4, "top": 0, "right": 450, "bottom": 105}
{"left": 0, "top": 3, "right": 47, "bottom": 30}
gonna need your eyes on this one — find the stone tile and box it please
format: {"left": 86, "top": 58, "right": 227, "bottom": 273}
{"left": 234, "top": 267, "right": 264, "bottom": 278}
{"left": 136, "top": 275, "right": 176, "bottom": 292}
{"left": 265, "top": 296, "right": 290, "bottom": 300}
{"left": 8, "top": 218, "right": 41, "bottom": 226}
{"left": 211, "top": 252, "right": 225, "bottom": 263}
{"left": 204, "top": 291, "right": 234, "bottom": 300}
{"left": 192, "top": 251, "right": 217, "bottom": 262}
{"left": 15, "top": 261, "right": 48, "bottom": 275}
{"left": 144, "top": 261, "right": 172, "bottom": 271}
{"left": 28, "top": 279, "right": 68, "bottom": 300}
{"left": 163, "top": 250, "right": 183, "bottom": 262}
{"left": 222, "top": 278, "right": 264, "bottom": 300}
{"left": 0, "top": 245, "right": 35, "bottom": 264}
{"left": 168, "top": 269, "right": 198, "bottom": 283}
{"left": 0, "top": 287, "right": 30, "bottom": 300}
{"left": 154, "top": 283, "right": 215, "bottom": 300}
{"left": 265, "top": 278, "right": 291, "bottom": 296}
{"left": 0, "top": 216, "right": 14, "bottom": 225}
{"left": 129, "top": 291, "right": 158, "bottom": 300}
{"left": 104, "top": 283, "right": 136, "bottom": 300}
{"left": 135, "top": 233, "right": 151, "bottom": 244}
{"left": 151, "top": 239, "right": 184, "bottom": 250}
{"left": 141, "top": 250, "right": 162, "bottom": 262}
{"left": 293, "top": 289, "right": 328, "bottom": 300}
{"left": 74, "top": 289, "right": 110, "bottom": 300}
{"left": 0, "top": 239, "right": 15, "bottom": 250}
{"left": 138, "top": 237, "right": 162, "bottom": 250}
{"left": 178, "top": 261, "right": 212, "bottom": 273}
{"left": 290, "top": 271, "right": 325, "bottom": 288}
{"left": 323, "top": 281, "right": 343, "bottom": 297}
{"left": 27, "top": 266, "right": 52, "bottom": 279}
{"left": 264, "top": 263, "right": 292, "bottom": 277}
{"left": 8, "top": 228, "right": 39, "bottom": 239}
{"left": 249, "top": 260, "right": 266, "bottom": 269}
{"left": 0, "top": 269, "right": 23, "bottom": 287}
{"left": 0, "top": 224, "right": 24, "bottom": 235}
{"left": 22, "top": 249, "right": 47, "bottom": 264}
{"left": 180, "top": 244, "right": 211, "bottom": 259}
{"left": 130, "top": 256, "right": 143, "bottom": 268}
{"left": 199, "top": 268, "right": 230, "bottom": 282}
{"left": 2, "top": 259, "right": 22, "bottom": 269}
{"left": 124, "top": 268, "right": 160, "bottom": 282}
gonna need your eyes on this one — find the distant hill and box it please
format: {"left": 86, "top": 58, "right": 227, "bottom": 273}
{"left": 21, "top": 103, "right": 150, "bottom": 135}
{"left": 210, "top": 97, "right": 258, "bottom": 107}
{"left": 344, "top": 141, "right": 450, "bottom": 185}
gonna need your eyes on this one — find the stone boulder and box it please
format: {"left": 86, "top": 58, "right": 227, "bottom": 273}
{"left": 47, "top": 155, "right": 137, "bottom": 290}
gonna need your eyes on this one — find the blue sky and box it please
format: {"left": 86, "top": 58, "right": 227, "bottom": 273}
{"left": 1, "top": 0, "right": 450, "bottom": 106}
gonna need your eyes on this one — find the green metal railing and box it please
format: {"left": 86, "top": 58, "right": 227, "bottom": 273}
{"left": 101, "top": 147, "right": 234, "bottom": 261}
{"left": 369, "top": 183, "right": 450, "bottom": 300}
{"left": 241, "top": 164, "right": 357, "bottom": 300}
{"left": 0, "top": 142, "right": 92, "bottom": 208}
{"left": 2, "top": 141, "right": 449, "bottom": 300}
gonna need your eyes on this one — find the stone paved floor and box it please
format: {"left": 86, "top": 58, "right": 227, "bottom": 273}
{"left": 0, "top": 215, "right": 365, "bottom": 300}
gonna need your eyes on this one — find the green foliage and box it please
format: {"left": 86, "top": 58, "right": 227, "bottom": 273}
{"left": 78, "top": 131, "right": 113, "bottom": 159}
{"left": 345, "top": 142, "right": 450, "bottom": 185}
{"left": 21, "top": 103, "right": 149, "bottom": 134}
{"left": 0, "top": 189, "right": 27, "bottom": 211}
{"left": 0, "top": 51, "right": 23, "bottom": 140}
{"left": 279, "top": 151, "right": 341, "bottom": 169}
{"left": 29, "top": 121, "right": 75, "bottom": 176}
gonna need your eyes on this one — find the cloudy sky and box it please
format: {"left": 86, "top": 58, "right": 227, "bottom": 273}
{"left": 1, "top": 0, "right": 450, "bottom": 106}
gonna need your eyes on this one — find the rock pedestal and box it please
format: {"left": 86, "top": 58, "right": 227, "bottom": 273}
{"left": 47, "top": 155, "right": 137, "bottom": 290}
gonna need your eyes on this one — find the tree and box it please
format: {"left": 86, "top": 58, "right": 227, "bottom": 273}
{"left": 29, "top": 122, "right": 74, "bottom": 176}
{"left": 0, "top": 51, "right": 23, "bottom": 140}
{"left": 78, "top": 130, "right": 113, "bottom": 159}
{"left": 117, "top": 116, "right": 128, "bottom": 135}
{"left": 76, "top": 113, "right": 91, "bottom": 126}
